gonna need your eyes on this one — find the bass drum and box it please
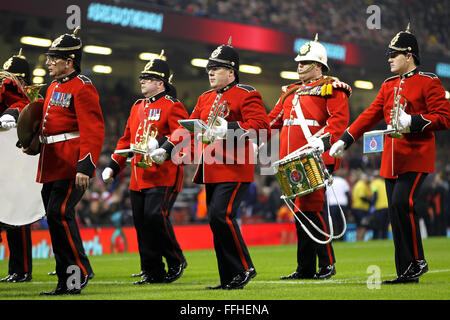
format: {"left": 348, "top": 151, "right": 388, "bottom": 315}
{"left": 16, "top": 100, "right": 43, "bottom": 154}
{"left": 0, "top": 128, "right": 45, "bottom": 228}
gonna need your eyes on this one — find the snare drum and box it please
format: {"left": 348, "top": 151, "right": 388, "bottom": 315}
{"left": 273, "top": 148, "right": 329, "bottom": 199}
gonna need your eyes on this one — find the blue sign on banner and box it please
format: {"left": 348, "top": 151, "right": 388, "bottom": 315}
{"left": 436, "top": 62, "right": 450, "bottom": 78}
{"left": 363, "top": 131, "right": 385, "bottom": 153}
{"left": 87, "top": 3, "right": 164, "bottom": 32}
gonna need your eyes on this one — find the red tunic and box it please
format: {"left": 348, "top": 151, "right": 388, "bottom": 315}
{"left": 342, "top": 70, "right": 450, "bottom": 179}
{"left": 111, "top": 92, "right": 189, "bottom": 191}
{"left": 169, "top": 82, "right": 270, "bottom": 184}
{"left": 37, "top": 73, "right": 105, "bottom": 183}
{"left": 0, "top": 78, "right": 30, "bottom": 115}
{"left": 269, "top": 76, "right": 351, "bottom": 211}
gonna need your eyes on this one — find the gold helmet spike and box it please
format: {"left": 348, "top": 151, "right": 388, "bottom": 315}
{"left": 16, "top": 48, "right": 26, "bottom": 59}
{"left": 159, "top": 49, "right": 165, "bottom": 59}
{"left": 406, "top": 22, "right": 411, "bottom": 33}
{"left": 228, "top": 36, "right": 232, "bottom": 46}
{"left": 72, "top": 26, "right": 80, "bottom": 36}
{"left": 314, "top": 33, "right": 319, "bottom": 42}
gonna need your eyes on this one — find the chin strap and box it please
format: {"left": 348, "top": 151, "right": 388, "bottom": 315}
{"left": 298, "top": 62, "right": 318, "bottom": 75}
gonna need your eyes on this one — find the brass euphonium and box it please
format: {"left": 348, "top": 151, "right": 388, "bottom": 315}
{"left": 389, "top": 86, "right": 407, "bottom": 139}
{"left": 25, "top": 83, "right": 46, "bottom": 102}
{"left": 202, "top": 93, "right": 230, "bottom": 144}
{"left": 0, "top": 70, "right": 45, "bottom": 103}
{"left": 130, "top": 119, "right": 158, "bottom": 168}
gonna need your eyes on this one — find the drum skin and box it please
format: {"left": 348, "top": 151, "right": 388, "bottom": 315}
{"left": 17, "top": 101, "right": 43, "bottom": 150}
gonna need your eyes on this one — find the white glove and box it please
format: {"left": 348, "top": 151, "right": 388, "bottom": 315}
{"left": 308, "top": 137, "right": 325, "bottom": 153}
{"left": 198, "top": 117, "right": 227, "bottom": 145}
{"left": 329, "top": 140, "right": 346, "bottom": 158}
{"left": 150, "top": 148, "right": 167, "bottom": 165}
{"left": 146, "top": 137, "right": 159, "bottom": 154}
{"left": 211, "top": 117, "right": 228, "bottom": 139}
{"left": 0, "top": 114, "right": 16, "bottom": 131}
{"left": 198, "top": 129, "right": 215, "bottom": 145}
{"left": 391, "top": 108, "right": 411, "bottom": 133}
{"left": 102, "top": 167, "right": 114, "bottom": 183}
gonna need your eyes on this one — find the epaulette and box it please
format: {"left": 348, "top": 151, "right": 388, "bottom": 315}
{"left": 419, "top": 72, "right": 438, "bottom": 79}
{"left": 383, "top": 75, "right": 400, "bottom": 83}
{"left": 236, "top": 84, "right": 256, "bottom": 92}
{"left": 133, "top": 98, "right": 145, "bottom": 106}
{"left": 165, "top": 95, "right": 179, "bottom": 103}
{"left": 332, "top": 80, "right": 352, "bottom": 97}
{"left": 77, "top": 75, "right": 92, "bottom": 84}
{"left": 200, "top": 89, "right": 214, "bottom": 96}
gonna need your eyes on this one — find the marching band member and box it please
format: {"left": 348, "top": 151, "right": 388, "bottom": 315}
{"left": 102, "top": 54, "right": 188, "bottom": 284}
{"left": 23, "top": 28, "right": 105, "bottom": 295}
{"left": 330, "top": 26, "right": 450, "bottom": 284}
{"left": 151, "top": 40, "right": 270, "bottom": 290}
{"left": 0, "top": 50, "right": 33, "bottom": 283}
{"left": 269, "top": 35, "right": 351, "bottom": 280}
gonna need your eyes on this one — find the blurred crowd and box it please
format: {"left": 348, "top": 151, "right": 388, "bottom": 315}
{"left": 132, "top": 0, "right": 449, "bottom": 57}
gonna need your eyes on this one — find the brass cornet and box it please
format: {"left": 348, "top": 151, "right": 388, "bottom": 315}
{"left": 389, "top": 86, "right": 407, "bottom": 139}
{"left": 202, "top": 93, "right": 230, "bottom": 144}
{"left": 130, "top": 120, "right": 158, "bottom": 168}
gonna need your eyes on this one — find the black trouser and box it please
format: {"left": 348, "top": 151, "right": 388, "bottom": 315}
{"left": 372, "top": 208, "right": 390, "bottom": 239}
{"left": 205, "top": 182, "right": 254, "bottom": 285}
{"left": 385, "top": 172, "right": 428, "bottom": 277}
{"left": 130, "top": 186, "right": 185, "bottom": 278}
{"left": 6, "top": 225, "right": 32, "bottom": 275}
{"left": 42, "top": 180, "right": 93, "bottom": 285}
{"left": 329, "top": 205, "right": 348, "bottom": 241}
{"left": 294, "top": 210, "right": 336, "bottom": 277}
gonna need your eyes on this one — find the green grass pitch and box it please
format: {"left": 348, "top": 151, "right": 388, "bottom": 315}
{"left": 1, "top": 237, "right": 449, "bottom": 301}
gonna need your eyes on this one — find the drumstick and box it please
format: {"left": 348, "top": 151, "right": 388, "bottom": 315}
{"left": 288, "top": 132, "right": 331, "bottom": 158}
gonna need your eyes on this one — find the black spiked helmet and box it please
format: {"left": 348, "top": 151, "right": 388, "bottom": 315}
{"left": 140, "top": 52, "right": 170, "bottom": 83}
{"left": 206, "top": 36, "right": 240, "bottom": 80}
{"left": 2, "top": 49, "right": 31, "bottom": 85}
{"left": 387, "top": 23, "right": 420, "bottom": 65}
{"left": 139, "top": 50, "right": 177, "bottom": 98}
{"left": 46, "top": 27, "right": 83, "bottom": 71}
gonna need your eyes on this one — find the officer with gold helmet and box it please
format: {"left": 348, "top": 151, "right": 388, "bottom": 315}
{"left": 0, "top": 50, "right": 33, "bottom": 283}
{"left": 269, "top": 34, "right": 351, "bottom": 281}
{"left": 330, "top": 25, "right": 450, "bottom": 283}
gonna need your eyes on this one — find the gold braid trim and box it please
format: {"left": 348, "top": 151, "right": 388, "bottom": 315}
{"left": 280, "top": 84, "right": 300, "bottom": 104}
{"left": 281, "top": 76, "right": 336, "bottom": 104}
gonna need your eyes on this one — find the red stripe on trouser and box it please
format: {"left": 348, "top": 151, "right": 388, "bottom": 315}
{"left": 21, "top": 227, "right": 28, "bottom": 273}
{"left": 160, "top": 187, "right": 169, "bottom": 217}
{"left": 225, "top": 182, "right": 249, "bottom": 270}
{"left": 408, "top": 173, "right": 422, "bottom": 260}
{"left": 161, "top": 187, "right": 182, "bottom": 263}
{"left": 61, "top": 181, "right": 87, "bottom": 276}
{"left": 316, "top": 211, "right": 333, "bottom": 264}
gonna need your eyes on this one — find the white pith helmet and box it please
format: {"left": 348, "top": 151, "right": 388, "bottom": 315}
{"left": 294, "top": 34, "right": 329, "bottom": 72}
